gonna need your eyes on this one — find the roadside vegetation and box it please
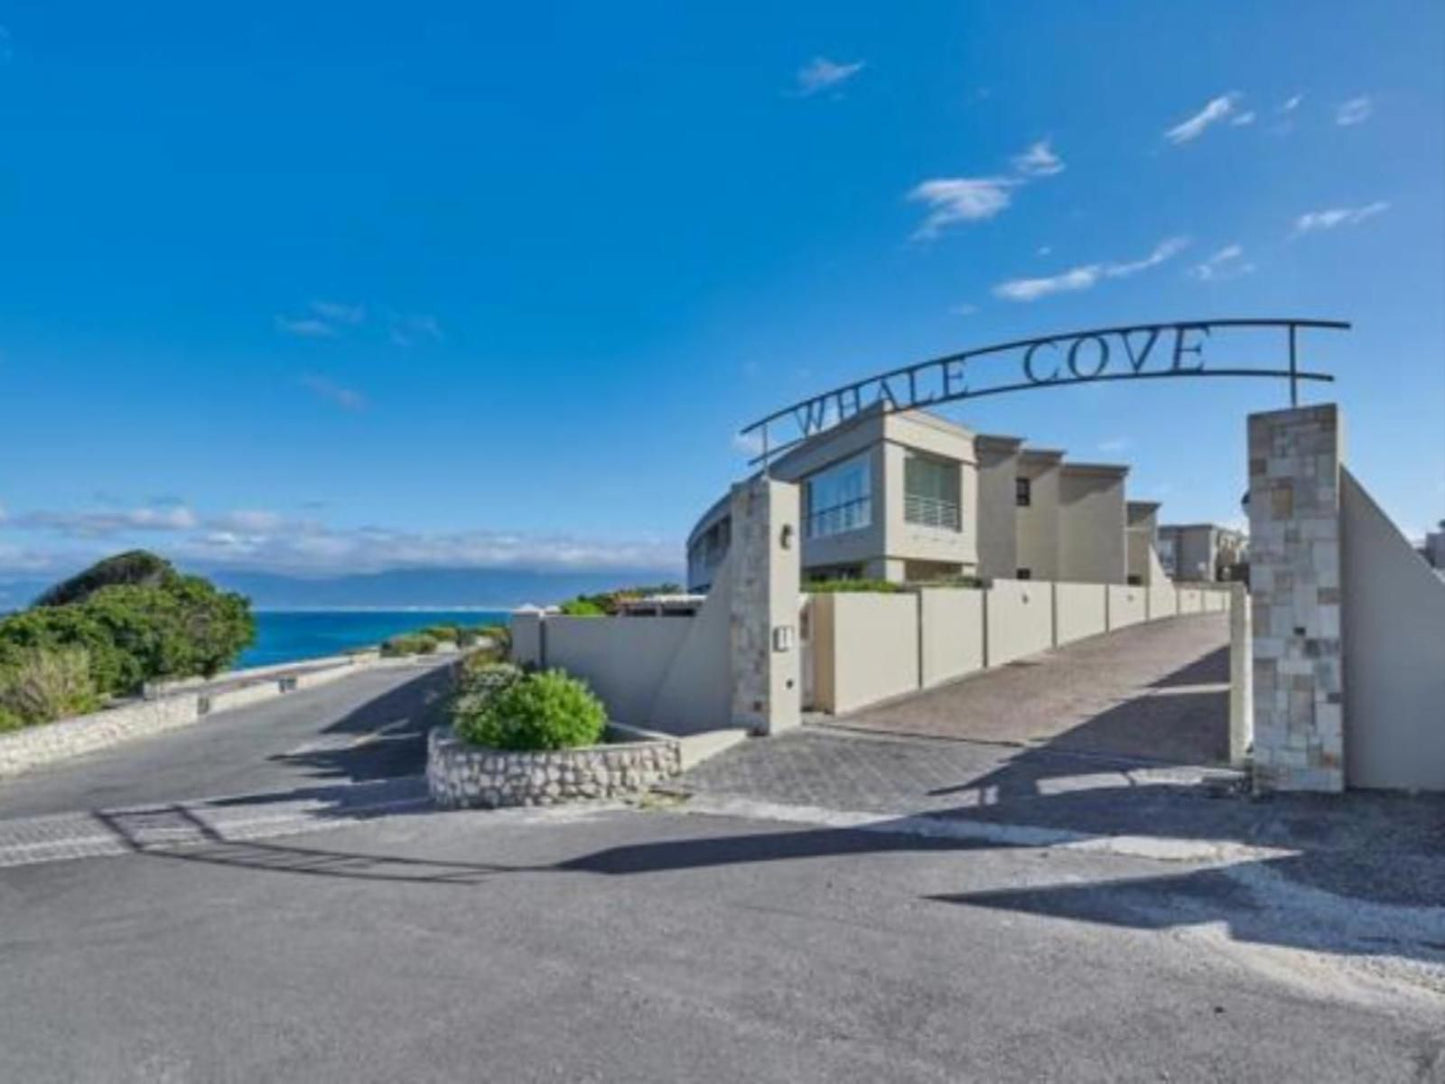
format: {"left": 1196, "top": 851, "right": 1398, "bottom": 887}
{"left": 379, "top": 622, "right": 511, "bottom": 657}
{"left": 557, "top": 583, "right": 684, "bottom": 616}
{"left": 450, "top": 662, "right": 607, "bottom": 751}
{"left": 0, "top": 551, "right": 255, "bottom": 732}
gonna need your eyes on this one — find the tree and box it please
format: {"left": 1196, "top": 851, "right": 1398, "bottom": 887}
{"left": 32, "top": 550, "right": 174, "bottom": 608}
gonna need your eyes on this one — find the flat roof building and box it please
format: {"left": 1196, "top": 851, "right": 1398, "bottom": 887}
{"left": 687, "top": 407, "right": 1156, "bottom": 592}
{"left": 1157, "top": 523, "right": 1248, "bottom": 583}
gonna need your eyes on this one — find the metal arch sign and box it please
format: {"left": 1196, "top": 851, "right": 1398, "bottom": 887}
{"left": 739, "top": 318, "right": 1349, "bottom": 466}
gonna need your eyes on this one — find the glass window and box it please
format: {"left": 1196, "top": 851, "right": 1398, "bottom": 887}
{"left": 1016, "top": 568, "right": 1032, "bottom": 580}
{"left": 805, "top": 453, "right": 871, "bottom": 539}
{"left": 904, "top": 453, "right": 961, "bottom": 530}
{"left": 1016, "top": 477, "right": 1032, "bottom": 507}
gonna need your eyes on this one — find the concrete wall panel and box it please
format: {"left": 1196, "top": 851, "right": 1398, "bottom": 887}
{"left": 986, "top": 578, "right": 1054, "bottom": 666}
{"left": 1177, "top": 587, "right": 1203, "bottom": 614}
{"left": 1148, "top": 585, "right": 1178, "bottom": 619}
{"left": 542, "top": 617, "right": 690, "bottom": 727}
{"left": 813, "top": 592, "right": 920, "bottom": 713}
{"left": 1054, "top": 582, "right": 1107, "bottom": 645}
{"left": 918, "top": 587, "right": 984, "bottom": 687}
{"left": 1107, "top": 585, "right": 1147, "bottom": 629}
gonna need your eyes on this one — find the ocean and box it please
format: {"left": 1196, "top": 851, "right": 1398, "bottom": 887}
{"left": 238, "top": 610, "right": 511, "bottom": 669}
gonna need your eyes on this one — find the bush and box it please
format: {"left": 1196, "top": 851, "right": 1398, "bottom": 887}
{"left": 0, "top": 553, "right": 255, "bottom": 698}
{"left": 557, "top": 584, "right": 684, "bottom": 617}
{"left": 0, "top": 647, "right": 100, "bottom": 728}
{"left": 805, "top": 578, "right": 903, "bottom": 594}
{"left": 419, "top": 624, "right": 461, "bottom": 643}
{"left": 380, "top": 632, "right": 439, "bottom": 657}
{"left": 32, "top": 550, "right": 173, "bottom": 608}
{"left": 452, "top": 668, "right": 606, "bottom": 751}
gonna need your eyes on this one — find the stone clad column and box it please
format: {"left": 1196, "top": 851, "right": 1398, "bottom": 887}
{"left": 728, "top": 477, "right": 802, "bottom": 734}
{"left": 1246, "top": 404, "right": 1345, "bottom": 792}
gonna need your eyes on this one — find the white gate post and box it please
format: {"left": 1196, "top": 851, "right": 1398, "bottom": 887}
{"left": 1228, "top": 581, "right": 1253, "bottom": 767}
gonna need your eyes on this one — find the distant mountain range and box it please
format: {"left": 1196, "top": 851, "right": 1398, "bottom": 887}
{"left": 0, "top": 566, "right": 681, "bottom": 613}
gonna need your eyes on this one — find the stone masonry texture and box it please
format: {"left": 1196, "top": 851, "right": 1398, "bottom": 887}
{"left": 1247, "top": 404, "right": 1345, "bottom": 792}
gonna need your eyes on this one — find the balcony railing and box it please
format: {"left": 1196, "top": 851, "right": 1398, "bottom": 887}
{"left": 806, "top": 496, "right": 872, "bottom": 539}
{"left": 904, "top": 493, "right": 961, "bottom": 530}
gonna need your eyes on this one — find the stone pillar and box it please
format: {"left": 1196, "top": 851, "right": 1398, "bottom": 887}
{"left": 1228, "top": 581, "right": 1253, "bottom": 767}
{"left": 728, "top": 477, "right": 802, "bottom": 734}
{"left": 1246, "top": 404, "right": 1345, "bottom": 792}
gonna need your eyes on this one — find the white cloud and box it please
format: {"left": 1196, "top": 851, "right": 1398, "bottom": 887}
{"left": 1279, "top": 94, "right": 1303, "bottom": 113}
{"left": 949, "top": 303, "right": 978, "bottom": 317}
{"left": 1011, "top": 140, "right": 1065, "bottom": 177}
{"left": 1097, "top": 437, "right": 1130, "bottom": 454}
{"left": 276, "top": 315, "right": 336, "bottom": 338}
{"left": 993, "top": 236, "right": 1189, "bottom": 302}
{"left": 907, "top": 177, "right": 1014, "bottom": 239}
{"left": 300, "top": 374, "right": 367, "bottom": 411}
{"left": 1191, "top": 243, "right": 1256, "bottom": 281}
{"left": 1230, "top": 111, "right": 1256, "bottom": 127}
{"left": 388, "top": 313, "right": 444, "bottom": 347}
{"left": 1036, "top": 245, "right": 1052, "bottom": 256}
{"left": 310, "top": 300, "right": 365, "bottom": 325}
{"left": 12, "top": 505, "right": 199, "bottom": 537}
{"left": 1292, "top": 201, "right": 1389, "bottom": 235}
{"left": 795, "top": 57, "right": 865, "bottom": 97}
{"left": 1336, "top": 96, "right": 1373, "bottom": 126}
{"left": 1164, "top": 93, "right": 1241, "bottom": 144}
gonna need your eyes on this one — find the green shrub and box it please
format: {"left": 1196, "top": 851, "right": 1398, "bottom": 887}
{"left": 419, "top": 624, "right": 461, "bottom": 643}
{"left": 380, "top": 632, "right": 440, "bottom": 657}
{"left": 805, "top": 578, "right": 903, "bottom": 594}
{"left": 452, "top": 668, "right": 606, "bottom": 751}
{"left": 32, "top": 550, "right": 173, "bottom": 608}
{"left": 0, "top": 553, "right": 255, "bottom": 697}
{"left": 0, "top": 647, "right": 100, "bottom": 727}
{"left": 558, "top": 597, "right": 607, "bottom": 617}
{"left": 557, "top": 584, "right": 684, "bottom": 617}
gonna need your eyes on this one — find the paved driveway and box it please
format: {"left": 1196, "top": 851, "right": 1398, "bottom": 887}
{"left": 833, "top": 613, "right": 1231, "bottom": 766}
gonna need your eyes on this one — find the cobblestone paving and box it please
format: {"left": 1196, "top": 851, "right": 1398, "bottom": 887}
{"left": 676, "top": 727, "right": 1234, "bottom": 824}
{"left": 836, "top": 613, "right": 1231, "bottom": 765}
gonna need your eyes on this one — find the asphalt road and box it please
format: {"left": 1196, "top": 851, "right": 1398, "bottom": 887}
{"left": 1, "top": 804, "right": 1440, "bottom": 1083}
{"left": 0, "top": 658, "right": 455, "bottom": 819}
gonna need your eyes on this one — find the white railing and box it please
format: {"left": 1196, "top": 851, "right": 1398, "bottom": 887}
{"left": 904, "top": 493, "right": 960, "bottom": 530}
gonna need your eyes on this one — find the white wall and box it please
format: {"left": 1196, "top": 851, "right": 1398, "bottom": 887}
{"left": 813, "top": 592, "right": 919, "bottom": 713}
{"left": 1107, "top": 585, "right": 1147, "bottom": 629}
{"left": 918, "top": 587, "right": 984, "bottom": 686}
{"left": 1054, "top": 582, "right": 1107, "bottom": 645}
{"left": 542, "top": 616, "right": 691, "bottom": 726}
{"left": 1341, "top": 468, "right": 1445, "bottom": 791}
{"left": 1177, "top": 587, "right": 1203, "bottom": 614}
{"left": 986, "top": 578, "right": 1054, "bottom": 665}
{"left": 1148, "top": 584, "right": 1178, "bottom": 619}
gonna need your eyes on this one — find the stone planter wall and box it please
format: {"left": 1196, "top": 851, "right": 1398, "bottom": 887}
{"left": 427, "top": 724, "right": 682, "bottom": 809}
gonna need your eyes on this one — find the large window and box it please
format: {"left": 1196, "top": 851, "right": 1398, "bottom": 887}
{"left": 904, "top": 452, "right": 961, "bottom": 531}
{"left": 805, "top": 453, "right": 872, "bottom": 539}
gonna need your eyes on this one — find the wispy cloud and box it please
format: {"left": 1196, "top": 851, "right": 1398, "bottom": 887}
{"left": 1191, "top": 243, "right": 1256, "bottom": 281}
{"left": 795, "top": 56, "right": 865, "bottom": 97}
{"left": 276, "top": 315, "right": 336, "bottom": 339}
{"left": 949, "top": 303, "right": 978, "bottom": 317}
{"left": 1292, "top": 201, "right": 1389, "bottom": 235}
{"left": 0, "top": 26, "right": 12, "bottom": 65}
{"left": 309, "top": 300, "right": 365, "bottom": 325}
{"left": 1097, "top": 437, "right": 1130, "bottom": 454}
{"left": 1164, "top": 93, "right": 1241, "bottom": 144}
{"left": 1335, "top": 96, "right": 1373, "bottom": 126}
{"left": 1, "top": 505, "right": 681, "bottom": 577}
{"left": 1011, "top": 140, "right": 1065, "bottom": 177}
{"left": 1229, "top": 111, "right": 1256, "bottom": 127}
{"left": 907, "top": 177, "right": 1015, "bottom": 239}
{"left": 1279, "top": 94, "right": 1303, "bottom": 113}
{"left": 11, "top": 505, "right": 200, "bottom": 537}
{"left": 300, "top": 374, "right": 367, "bottom": 411}
{"left": 388, "top": 313, "right": 444, "bottom": 348}
{"left": 908, "top": 139, "right": 1066, "bottom": 241}
{"left": 993, "top": 236, "right": 1189, "bottom": 302}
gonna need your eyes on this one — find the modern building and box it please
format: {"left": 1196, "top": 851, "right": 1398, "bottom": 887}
{"left": 686, "top": 406, "right": 1150, "bottom": 591}
{"left": 1157, "top": 523, "right": 1248, "bottom": 582}
{"left": 1420, "top": 521, "right": 1445, "bottom": 573}
{"left": 1126, "top": 500, "right": 1170, "bottom": 586}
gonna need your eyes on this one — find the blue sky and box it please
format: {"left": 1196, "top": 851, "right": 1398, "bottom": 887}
{"left": 1, "top": 1, "right": 1441, "bottom": 581}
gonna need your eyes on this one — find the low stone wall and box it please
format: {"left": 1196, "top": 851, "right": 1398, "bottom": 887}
{"left": 0, "top": 656, "right": 384, "bottom": 781}
{"left": 427, "top": 723, "right": 682, "bottom": 809}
